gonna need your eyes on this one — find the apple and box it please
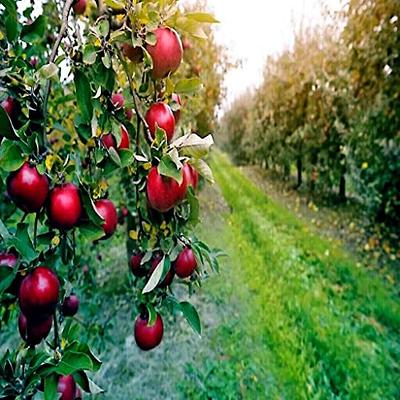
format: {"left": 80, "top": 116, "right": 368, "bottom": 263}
{"left": 95, "top": 199, "right": 118, "bottom": 238}
{"left": 182, "top": 38, "right": 191, "bottom": 50}
{"left": 58, "top": 375, "right": 76, "bottom": 400}
{"left": 130, "top": 252, "right": 146, "bottom": 277}
{"left": 125, "top": 108, "right": 134, "bottom": 120}
{"left": 73, "top": 0, "right": 86, "bottom": 15}
{"left": 146, "top": 27, "right": 183, "bottom": 79}
{"left": 0, "top": 252, "right": 18, "bottom": 268}
{"left": 102, "top": 125, "right": 130, "bottom": 150}
{"left": 182, "top": 163, "right": 199, "bottom": 190}
{"left": 148, "top": 255, "right": 174, "bottom": 287}
{"left": 30, "top": 57, "right": 38, "bottom": 67}
{"left": 134, "top": 313, "right": 164, "bottom": 351}
{"left": 171, "top": 93, "right": 181, "bottom": 124}
{"left": 111, "top": 93, "right": 125, "bottom": 108}
{"left": 122, "top": 43, "right": 143, "bottom": 63}
{"left": 174, "top": 247, "right": 197, "bottom": 278}
{"left": 118, "top": 206, "right": 129, "bottom": 224}
{"left": 18, "top": 313, "right": 53, "bottom": 346}
{"left": 48, "top": 183, "right": 82, "bottom": 230}
{"left": 62, "top": 294, "right": 80, "bottom": 317}
{"left": 1, "top": 96, "right": 16, "bottom": 116}
{"left": 146, "top": 166, "right": 187, "bottom": 212}
{"left": 19, "top": 267, "right": 60, "bottom": 319}
{"left": 145, "top": 102, "right": 175, "bottom": 142}
{"left": 7, "top": 162, "right": 49, "bottom": 213}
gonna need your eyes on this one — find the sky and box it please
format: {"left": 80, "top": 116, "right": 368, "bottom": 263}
{"left": 191, "top": 0, "right": 344, "bottom": 110}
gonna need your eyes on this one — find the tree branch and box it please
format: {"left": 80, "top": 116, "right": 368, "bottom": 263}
{"left": 42, "top": 0, "right": 75, "bottom": 136}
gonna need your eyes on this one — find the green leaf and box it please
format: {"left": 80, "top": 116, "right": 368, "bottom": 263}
{"left": 0, "top": 219, "right": 11, "bottom": 240}
{"left": 119, "top": 149, "right": 134, "bottom": 168}
{"left": 146, "top": 303, "right": 157, "bottom": 326}
{"left": 80, "top": 187, "right": 104, "bottom": 225}
{"left": 79, "top": 222, "right": 105, "bottom": 241}
{"left": 83, "top": 45, "right": 97, "bottom": 65}
{"left": 104, "top": 0, "right": 125, "bottom": 9}
{"left": 185, "top": 12, "right": 219, "bottom": 23}
{"left": 55, "top": 351, "right": 93, "bottom": 375}
{"left": 44, "top": 374, "right": 58, "bottom": 400}
{"left": 21, "top": 16, "right": 46, "bottom": 43}
{"left": 8, "top": 223, "right": 37, "bottom": 262}
{"left": 0, "top": 140, "right": 25, "bottom": 171}
{"left": 98, "top": 20, "right": 110, "bottom": 37}
{"left": 187, "top": 188, "right": 199, "bottom": 225}
{"left": 172, "top": 133, "right": 214, "bottom": 159}
{"left": 142, "top": 256, "right": 165, "bottom": 294}
{"left": 74, "top": 70, "right": 93, "bottom": 124}
{"left": 108, "top": 147, "right": 121, "bottom": 166}
{"left": 174, "top": 78, "right": 202, "bottom": 95}
{"left": 101, "top": 52, "right": 111, "bottom": 69}
{"left": 0, "top": 266, "right": 17, "bottom": 294}
{"left": 158, "top": 155, "right": 182, "bottom": 184}
{"left": 145, "top": 31, "right": 157, "bottom": 46}
{"left": 178, "top": 301, "right": 201, "bottom": 335}
{"left": 5, "top": 14, "right": 19, "bottom": 42}
{"left": 0, "top": 106, "right": 18, "bottom": 140}
{"left": 190, "top": 158, "right": 214, "bottom": 184}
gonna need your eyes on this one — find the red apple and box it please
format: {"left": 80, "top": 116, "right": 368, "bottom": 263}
{"left": 30, "top": 57, "right": 38, "bottom": 67}
{"left": 145, "top": 102, "right": 175, "bottom": 142}
{"left": 58, "top": 375, "right": 76, "bottom": 400}
{"left": 48, "top": 183, "right": 82, "bottom": 230}
{"left": 111, "top": 93, "right": 125, "bottom": 108}
{"left": 122, "top": 43, "right": 143, "bottom": 63}
{"left": 182, "top": 163, "right": 199, "bottom": 190}
{"left": 19, "top": 266, "right": 60, "bottom": 319}
{"left": 1, "top": 96, "right": 16, "bottom": 116}
{"left": 18, "top": 313, "right": 53, "bottom": 346}
{"left": 148, "top": 255, "right": 174, "bottom": 287}
{"left": 125, "top": 108, "right": 134, "bottom": 120}
{"left": 95, "top": 199, "right": 118, "bottom": 238}
{"left": 7, "top": 162, "right": 49, "bottom": 213}
{"left": 134, "top": 313, "right": 164, "bottom": 351}
{"left": 171, "top": 93, "right": 181, "bottom": 124}
{"left": 174, "top": 247, "right": 197, "bottom": 278}
{"left": 73, "top": 0, "right": 86, "bottom": 15}
{"left": 0, "top": 252, "right": 18, "bottom": 268}
{"left": 102, "top": 125, "right": 130, "bottom": 150}
{"left": 146, "top": 27, "right": 183, "bottom": 79}
{"left": 62, "top": 294, "right": 80, "bottom": 317}
{"left": 146, "top": 166, "right": 187, "bottom": 212}
{"left": 130, "top": 252, "right": 146, "bottom": 277}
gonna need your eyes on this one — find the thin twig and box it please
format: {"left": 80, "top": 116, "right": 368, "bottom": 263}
{"left": 42, "top": 0, "right": 75, "bottom": 136}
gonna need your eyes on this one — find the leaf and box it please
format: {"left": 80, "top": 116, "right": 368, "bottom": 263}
{"left": 37, "top": 63, "right": 59, "bottom": 80}
{"left": 101, "top": 52, "right": 111, "bottom": 69}
{"left": 146, "top": 303, "right": 157, "bottom": 326}
{"left": 119, "top": 149, "right": 134, "bottom": 167}
{"left": 104, "top": 0, "right": 125, "bottom": 10}
{"left": 185, "top": 12, "right": 219, "bottom": 23}
{"left": 108, "top": 147, "right": 121, "bottom": 166}
{"left": 5, "top": 14, "right": 19, "bottom": 42}
{"left": 83, "top": 45, "right": 97, "bottom": 65}
{"left": 74, "top": 70, "right": 93, "bottom": 124}
{"left": 0, "top": 266, "right": 16, "bottom": 294}
{"left": 172, "top": 133, "right": 214, "bottom": 158}
{"left": 54, "top": 351, "right": 93, "bottom": 375}
{"left": 44, "top": 374, "right": 58, "bottom": 400}
{"left": 174, "top": 78, "right": 202, "bottom": 95}
{"left": 178, "top": 301, "right": 201, "bottom": 335}
{"left": 0, "top": 106, "right": 18, "bottom": 140}
{"left": 98, "top": 20, "right": 110, "bottom": 37}
{"left": 187, "top": 188, "right": 199, "bottom": 225}
{"left": 0, "top": 140, "right": 25, "bottom": 171}
{"left": 158, "top": 155, "right": 182, "bottom": 184}
{"left": 80, "top": 187, "right": 104, "bottom": 225}
{"left": 190, "top": 158, "right": 214, "bottom": 184}
{"left": 79, "top": 222, "right": 105, "bottom": 241}
{"left": 142, "top": 256, "right": 165, "bottom": 294}
{"left": 145, "top": 31, "right": 157, "bottom": 46}
{"left": 9, "top": 223, "right": 37, "bottom": 262}
{"left": 21, "top": 16, "right": 46, "bottom": 43}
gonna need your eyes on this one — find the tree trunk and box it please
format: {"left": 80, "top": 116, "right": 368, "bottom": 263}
{"left": 296, "top": 157, "right": 302, "bottom": 188}
{"left": 339, "top": 174, "right": 346, "bottom": 201}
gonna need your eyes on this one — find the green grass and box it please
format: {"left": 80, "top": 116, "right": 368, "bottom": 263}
{"left": 178, "top": 150, "right": 400, "bottom": 399}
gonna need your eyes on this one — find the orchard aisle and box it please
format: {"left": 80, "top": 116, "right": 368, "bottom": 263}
{"left": 93, "top": 151, "right": 400, "bottom": 399}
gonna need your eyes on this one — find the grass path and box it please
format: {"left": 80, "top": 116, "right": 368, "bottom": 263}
{"left": 178, "top": 151, "right": 400, "bottom": 399}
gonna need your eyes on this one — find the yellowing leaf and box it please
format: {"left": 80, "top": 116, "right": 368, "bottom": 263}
{"left": 129, "top": 230, "right": 138, "bottom": 240}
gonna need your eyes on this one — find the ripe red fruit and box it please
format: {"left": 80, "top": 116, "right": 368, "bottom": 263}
{"left": 145, "top": 102, "right": 175, "bottom": 142}
{"left": 73, "top": 0, "right": 86, "bottom": 15}
{"left": 111, "top": 93, "right": 125, "bottom": 108}
{"left": 130, "top": 252, "right": 146, "bottom": 277}
{"left": 171, "top": 93, "right": 181, "bottom": 124}
{"left": 58, "top": 375, "right": 76, "bottom": 400}
{"left": 1, "top": 96, "right": 16, "bottom": 116}
{"left": 122, "top": 43, "right": 143, "bottom": 63}
{"left": 0, "top": 252, "right": 18, "bottom": 268}
{"left": 149, "top": 255, "right": 174, "bottom": 287}
{"left": 102, "top": 125, "right": 130, "bottom": 150}
{"left": 19, "top": 267, "right": 60, "bottom": 319}
{"left": 174, "top": 247, "right": 197, "bottom": 278}
{"left": 182, "top": 163, "right": 199, "bottom": 190}
{"left": 134, "top": 313, "right": 164, "bottom": 351}
{"left": 62, "top": 294, "right": 80, "bottom": 317}
{"left": 146, "top": 166, "right": 187, "bottom": 212}
{"left": 95, "top": 199, "right": 118, "bottom": 238}
{"left": 48, "top": 183, "right": 82, "bottom": 230}
{"left": 30, "top": 57, "right": 38, "bottom": 67}
{"left": 18, "top": 313, "right": 53, "bottom": 345}
{"left": 7, "top": 162, "right": 49, "bottom": 213}
{"left": 125, "top": 108, "right": 134, "bottom": 120}
{"left": 146, "top": 27, "right": 183, "bottom": 79}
